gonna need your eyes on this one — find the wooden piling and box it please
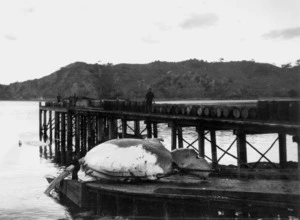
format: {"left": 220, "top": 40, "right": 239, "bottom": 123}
{"left": 67, "top": 112, "right": 73, "bottom": 162}
{"left": 146, "top": 121, "right": 152, "bottom": 138}
{"left": 49, "top": 110, "right": 53, "bottom": 144}
{"left": 178, "top": 126, "right": 183, "bottom": 148}
{"left": 54, "top": 112, "right": 60, "bottom": 162}
{"left": 153, "top": 122, "right": 158, "bottom": 138}
{"left": 87, "top": 115, "right": 92, "bottom": 151}
{"left": 43, "top": 110, "right": 47, "bottom": 142}
{"left": 61, "top": 113, "right": 66, "bottom": 163}
{"left": 171, "top": 123, "right": 177, "bottom": 150}
{"left": 122, "top": 118, "right": 127, "bottom": 138}
{"left": 134, "top": 120, "right": 140, "bottom": 137}
{"left": 236, "top": 131, "right": 247, "bottom": 172}
{"left": 97, "top": 117, "right": 106, "bottom": 143}
{"left": 39, "top": 104, "right": 42, "bottom": 141}
{"left": 197, "top": 127, "right": 205, "bottom": 157}
{"left": 75, "top": 115, "right": 80, "bottom": 153}
{"left": 81, "top": 116, "right": 87, "bottom": 155}
{"left": 108, "top": 118, "right": 118, "bottom": 139}
{"left": 278, "top": 134, "right": 287, "bottom": 169}
{"left": 210, "top": 130, "right": 217, "bottom": 168}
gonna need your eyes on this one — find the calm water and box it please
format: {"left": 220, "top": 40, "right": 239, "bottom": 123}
{"left": 0, "top": 101, "right": 298, "bottom": 219}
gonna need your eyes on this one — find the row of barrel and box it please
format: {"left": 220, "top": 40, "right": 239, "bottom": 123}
{"left": 100, "top": 99, "right": 299, "bottom": 123}
{"left": 44, "top": 99, "right": 299, "bottom": 123}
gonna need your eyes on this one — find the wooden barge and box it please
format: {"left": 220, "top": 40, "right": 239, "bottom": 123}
{"left": 46, "top": 175, "right": 300, "bottom": 218}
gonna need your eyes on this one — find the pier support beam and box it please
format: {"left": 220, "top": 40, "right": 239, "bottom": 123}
{"left": 178, "top": 126, "right": 183, "bottom": 148}
{"left": 49, "top": 110, "right": 53, "bottom": 144}
{"left": 236, "top": 130, "right": 247, "bottom": 174}
{"left": 210, "top": 130, "right": 217, "bottom": 168}
{"left": 278, "top": 134, "right": 287, "bottom": 169}
{"left": 54, "top": 112, "right": 60, "bottom": 162}
{"left": 43, "top": 110, "right": 47, "bottom": 142}
{"left": 87, "top": 115, "right": 92, "bottom": 151}
{"left": 108, "top": 118, "right": 118, "bottom": 139}
{"left": 146, "top": 121, "right": 152, "bottom": 138}
{"left": 97, "top": 117, "right": 106, "bottom": 143}
{"left": 171, "top": 123, "right": 177, "bottom": 150}
{"left": 61, "top": 113, "right": 66, "bottom": 163}
{"left": 39, "top": 102, "right": 42, "bottom": 141}
{"left": 67, "top": 112, "right": 73, "bottom": 162}
{"left": 134, "top": 120, "right": 140, "bottom": 138}
{"left": 197, "top": 127, "right": 205, "bottom": 157}
{"left": 153, "top": 122, "right": 158, "bottom": 138}
{"left": 122, "top": 119, "right": 127, "bottom": 138}
{"left": 75, "top": 115, "right": 80, "bottom": 153}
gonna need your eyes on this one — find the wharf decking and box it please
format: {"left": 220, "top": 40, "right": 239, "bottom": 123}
{"left": 48, "top": 175, "right": 300, "bottom": 218}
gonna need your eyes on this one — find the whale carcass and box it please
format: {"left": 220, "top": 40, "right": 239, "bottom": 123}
{"left": 80, "top": 138, "right": 211, "bottom": 182}
{"left": 80, "top": 138, "right": 174, "bottom": 181}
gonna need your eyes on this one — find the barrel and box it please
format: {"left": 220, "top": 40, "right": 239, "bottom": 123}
{"left": 232, "top": 107, "right": 241, "bottom": 119}
{"left": 249, "top": 108, "right": 258, "bottom": 119}
{"left": 196, "top": 106, "right": 203, "bottom": 116}
{"left": 222, "top": 107, "right": 230, "bottom": 118}
{"left": 241, "top": 108, "right": 249, "bottom": 119}
{"left": 203, "top": 107, "right": 210, "bottom": 117}
{"left": 216, "top": 108, "right": 222, "bottom": 118}
{"left": 173, "top": 105, "right": 181, "bottom": 115}
{"left": 185, "top": 105, "right": 192, "bottom": 115}
{"left": 210, "top": 107, "right": 217, "bottom": 117}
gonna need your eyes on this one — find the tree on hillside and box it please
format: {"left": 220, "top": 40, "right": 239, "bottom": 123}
{"left": 295, "top": 59, "right": 300, "bottom": 66}
{"left": 281, "top": 62, "right": 292, "bottom": 69}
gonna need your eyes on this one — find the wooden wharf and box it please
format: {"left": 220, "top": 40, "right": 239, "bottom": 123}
{"left": 39, "top": 99, "right": 300, "bottom": 174}
{"left": 41, "top": 99, "right": 300, "bottom": 218}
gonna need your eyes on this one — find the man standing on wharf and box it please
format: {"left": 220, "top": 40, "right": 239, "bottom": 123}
{"left": 145, "top": 87, "right": 155, "bottom": 113}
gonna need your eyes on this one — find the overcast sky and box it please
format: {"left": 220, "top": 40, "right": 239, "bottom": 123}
{"left": 0, "top": 0, "right": 299, "bottom": 85}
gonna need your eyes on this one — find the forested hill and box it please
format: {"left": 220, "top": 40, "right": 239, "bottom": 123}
{"left": 0, "top": 59, "right": 299, "bottom": 100}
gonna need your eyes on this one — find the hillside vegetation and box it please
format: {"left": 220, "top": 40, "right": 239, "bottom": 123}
{"left": 0, "top": 59, "right": 299, "bottom": 100}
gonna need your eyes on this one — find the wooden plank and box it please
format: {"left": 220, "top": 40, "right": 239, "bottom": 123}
{"left": 44, "top": 165, "right": 74, "bottom": 195}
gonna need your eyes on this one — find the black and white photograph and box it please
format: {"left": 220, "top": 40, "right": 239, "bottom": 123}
{"left": 0, "top": 0, "right": 299, "bottom": 219}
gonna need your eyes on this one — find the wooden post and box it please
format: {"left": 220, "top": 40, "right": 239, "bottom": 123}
{"left": 66, "top": 112, "right": 73, "bottom": 162}
{"left": 81, "top": 116, "right": 87, "bottom": 155}
{"left": 171, "top": 122, "right": 177, "bottom": 150}
{"left": 39, "top": 105, "right": 42, "bottom": 141}
{"left": 75, "top": 115, "right": 80, "bottom": 153}
{"left": 146, "top": 121, "right": 152, "bottom": 138}
{"left": 197, "top": 127, "right": 205, "bottom": 157}
{"left": 236, "top": 130, "right": 247, "bottom": 174}
{"left": 54, "top": 112, "right": 60, "bottom": 161}
{"left": 122, "top": 118, "right": 127, "bottom": 138}
{"left": 278, "top": 134, "right": 287, "bottom": 169}
{"left": 293, "top": 136, "right": 300, "bottom": 172}
{"left": 43, "top": 110, "right": 47, "bottom": 142}
{"left": 153, "top": 122, "right": 158, "bottom": 138}
{"left": 49, "top": 110, "right": 53, "bottom": 144}
{"left": 108, "top": 118, "right": 118, "bottom": 139}
{"left": 97, "top": 117, "right": 105, "bottom": 143}
{"left": 178, "top": 126, "right": 183, "bottom": 148}
{"left": 61, "top": 113, "right": 66, "bottom": 163}
{"left": 87, "top": 115, "right": 92, "bottom": 150}
{"left": 134, "top": 120, "right": 140, "bottom": 138}
{"left": 210, "top": 130, "right": 217, "bottom": 168}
